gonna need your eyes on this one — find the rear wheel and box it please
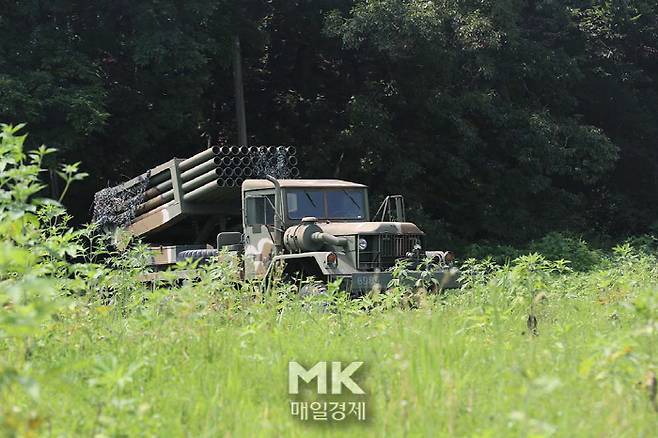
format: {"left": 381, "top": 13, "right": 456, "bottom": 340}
{"left": 177, "top": 249, "right": 218, "bottom": 263}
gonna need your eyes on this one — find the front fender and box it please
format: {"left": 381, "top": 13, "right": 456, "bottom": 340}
{"left": 269, "top": 252, "right": 346, "bottom": 276}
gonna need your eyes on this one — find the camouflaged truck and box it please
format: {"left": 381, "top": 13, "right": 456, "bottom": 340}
{"left": 238, "top": 177, "right": 459, "bottom": 293}
{"left": 101, "top": 149, "right": 459, "bottom": 293}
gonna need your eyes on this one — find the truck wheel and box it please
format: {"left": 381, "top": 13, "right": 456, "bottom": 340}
{"left": 299, "top": 281, "right": 327, "bottom": 298}
{"left": 299, "top": 281, "right": 330, "bottom": 313}
{"left": 177, "top": 249, "right": 218, "bottom": 262}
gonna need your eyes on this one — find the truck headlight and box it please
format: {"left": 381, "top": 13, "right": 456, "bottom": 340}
{"left": 358, "top": 238, "right": 368, "bottom": 251}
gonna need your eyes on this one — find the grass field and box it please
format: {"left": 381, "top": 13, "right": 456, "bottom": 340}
{"left": 3, "top": 251, "right": 658, "bottom": 437}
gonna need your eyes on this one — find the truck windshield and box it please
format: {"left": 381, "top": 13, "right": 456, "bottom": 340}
{"left": 287, "top": 189, "right": 366, "bottom": 220}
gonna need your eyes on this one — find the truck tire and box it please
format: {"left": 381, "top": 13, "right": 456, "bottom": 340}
{"left": 299, "top": 281, "right": 330, "bottom": 312}
{"left": 299, "top": 281, "right": 328, "bottom": 298}
{"left": 177, "top": 249, "right": 219, "bottom": 262}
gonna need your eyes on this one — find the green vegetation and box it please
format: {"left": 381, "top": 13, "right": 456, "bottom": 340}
{"left": 3, "top": 0, "right": 658, "bottom": 434}
{"left": 2, "top": 127, "right": 658, "bottom": 436}
{"left": 2, "top": 1, "right": 658, "bottom": 244}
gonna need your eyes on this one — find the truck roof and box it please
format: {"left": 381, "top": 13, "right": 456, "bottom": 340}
{"left": 242, "top": 179, "right": 367, "bottom": 191}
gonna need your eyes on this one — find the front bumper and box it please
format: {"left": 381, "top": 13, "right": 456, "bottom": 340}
{"left": 335, "top": 267, "right": 461, "bottom": 295}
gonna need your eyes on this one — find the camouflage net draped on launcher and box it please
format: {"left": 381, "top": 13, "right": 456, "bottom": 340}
{"left": 253, "top": 148, "right": 295, "bottom": 178}
{"left": 92, "top": 172, "right": 150, "bottom": 229}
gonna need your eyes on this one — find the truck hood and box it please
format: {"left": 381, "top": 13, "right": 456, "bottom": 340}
{"left": 314, "top": 221, "right": 424, "bottom": 236}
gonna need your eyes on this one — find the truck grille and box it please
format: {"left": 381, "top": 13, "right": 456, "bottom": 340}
{"left": 357, "top": 234, "right": 423, "bottom": 270}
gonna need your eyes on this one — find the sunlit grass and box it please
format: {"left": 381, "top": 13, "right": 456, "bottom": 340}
{"left": 6, "top": 273, "right": 658, "bottom": 437}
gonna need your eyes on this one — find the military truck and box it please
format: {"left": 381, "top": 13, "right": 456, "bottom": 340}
{"left": 92, "top": 146, "right": 458, "bottom": 294}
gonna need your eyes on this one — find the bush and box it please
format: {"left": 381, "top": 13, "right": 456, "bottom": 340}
{"left": 463, "top": 242, "right": 522, "bottom": 265}
{"left": 0, "top": 123, "right": 93, "bottom": 434}
{"left": 528, "top": 232, "right": 602, "bottom": 271}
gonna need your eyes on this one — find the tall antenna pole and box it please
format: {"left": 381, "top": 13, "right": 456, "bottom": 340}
{"left": 233, "top": 35, "right": 248, "bottom": 147}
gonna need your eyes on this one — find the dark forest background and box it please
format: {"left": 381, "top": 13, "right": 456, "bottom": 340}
{"left": 1, "top": 0, "right": 657, "bottom": 248}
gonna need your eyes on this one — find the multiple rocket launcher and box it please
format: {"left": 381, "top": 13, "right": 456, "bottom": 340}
{"left": 93, "top": 145, "right": 298, "bottom": 237}
{"left": 135, "top": 145, "right": 298, "bottom": 215}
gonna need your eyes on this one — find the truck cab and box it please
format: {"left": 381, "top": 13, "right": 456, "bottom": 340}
{"left": 239, "top": 178, "right": 458, "bottom": 293}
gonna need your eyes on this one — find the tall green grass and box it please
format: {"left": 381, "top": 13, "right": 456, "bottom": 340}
{"left": 7, "top": 263, "right": 658, "bottom": 437}
{"left": 1, "top": 124, "right": 657, "bottom": 436}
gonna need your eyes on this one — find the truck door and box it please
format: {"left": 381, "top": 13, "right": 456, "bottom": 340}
{"left": 243, "top": 193, "right": 276, "bottom": 279}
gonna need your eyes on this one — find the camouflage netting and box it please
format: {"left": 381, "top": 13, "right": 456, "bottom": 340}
{"left": 92, "top": 172, "right": 150, "bottom": 230}
{"left": 253, "top": 148, "right": 296, "bottom": 178}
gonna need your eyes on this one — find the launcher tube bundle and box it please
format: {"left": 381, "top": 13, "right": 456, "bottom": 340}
{"left": 92, "top": 145, "right": 299, "bottom": 237}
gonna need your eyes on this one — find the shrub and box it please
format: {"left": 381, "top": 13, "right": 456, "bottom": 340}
{"left": 528, "top": 232, "right": 602, "bottom": 271}
{"left": 0, "top": 123, "right": 90, "bottom": 434}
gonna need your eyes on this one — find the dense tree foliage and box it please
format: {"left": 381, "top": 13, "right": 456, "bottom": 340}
{"left": 1, "top": 0, "right": 657, "bottom": 246}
